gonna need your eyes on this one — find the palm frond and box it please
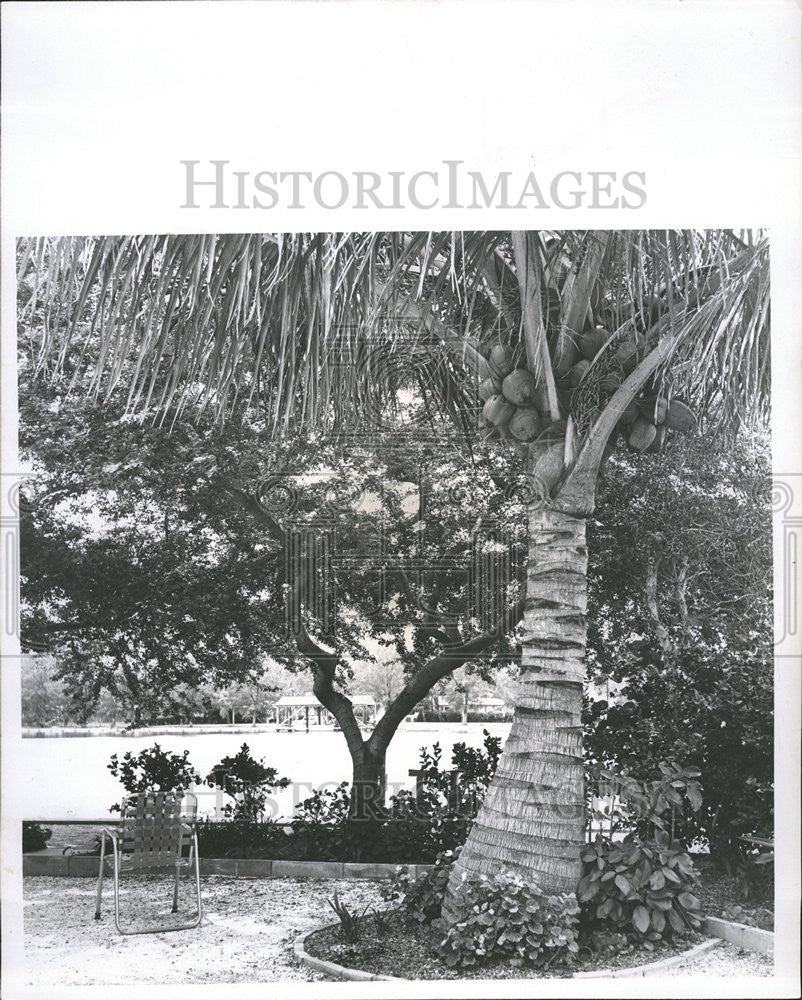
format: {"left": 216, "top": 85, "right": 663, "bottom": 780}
{"left": 18, "top": 229, "right": 769, "bottom": 446}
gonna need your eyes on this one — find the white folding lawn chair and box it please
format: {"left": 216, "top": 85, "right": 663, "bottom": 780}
{"left": 94, "top": 790, "right": 202, "bottom": 934}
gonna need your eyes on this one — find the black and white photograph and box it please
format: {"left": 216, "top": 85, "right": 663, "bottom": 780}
{"left": 1, "top": 5, "right": 800, "bottom": 1000}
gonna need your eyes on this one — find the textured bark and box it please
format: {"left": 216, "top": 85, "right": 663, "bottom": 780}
{"left": 350, "top": 744, "right": 387, "bottom": 820}
{"left": 444, "top": 506, "right": 587, "bottom": 910}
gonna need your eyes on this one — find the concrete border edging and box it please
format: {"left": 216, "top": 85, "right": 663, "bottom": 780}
{"left": 295, "top": 926, "right": 723, "bottom": 981}
{"left": 702, "top": 915, "right": 774, "bottom": 955}
{"left": 294, "top": 922, "right": 405, "bottom": 982}
{"left": 573, "top": 938, "right": 721, "bottom": 978}
{"left": 23, "top": 853, "right": 432, "bottom": 881}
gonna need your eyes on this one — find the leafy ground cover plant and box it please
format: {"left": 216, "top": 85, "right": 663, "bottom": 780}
{"left": 435, "top": 872, "right": 580, "bottom": 970}
{"left": 380, "top": 848, "right": 460, "bottom": 923}
{"left": 206, "top": 743, "right": 290, "bottom": 821}
{"left": 107, "top": 743, "right": 199, "bottom": 812}
{"left": 720, "top": 904, "right": 773, "bottom": 931}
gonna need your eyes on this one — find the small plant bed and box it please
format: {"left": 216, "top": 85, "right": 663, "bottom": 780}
{"left": 304, "top": 839, "right": 739, "bottom": 981}
{"left": 303, "top": 912, "right": 705, "bottom": 980}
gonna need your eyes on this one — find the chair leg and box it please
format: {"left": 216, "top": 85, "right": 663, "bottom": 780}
{"left": 112, "top": 847, "right": 122, "bottom": 934}
{"left": 172, "top": 862, "right": 180, "bottom": 913}
{"left": 94, "top": 832, "right": 106, "bottom": 920}
{"left": 192, "top": 835, "right": 202, "bottom": 926}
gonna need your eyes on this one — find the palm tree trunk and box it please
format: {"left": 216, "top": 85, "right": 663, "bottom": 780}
{"left": 444, "top": 505, "right": 587, "bottom": 911}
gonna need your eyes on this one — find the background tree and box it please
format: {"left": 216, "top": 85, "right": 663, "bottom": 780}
{"left": 20, "top": 655, "right": 71, "bottom": 727}
{"left": 20, "top": 230, "right": 770, "bottom": 900}
{"left": 19, "top": 343, "right": 524, "bottom": 810}
{"left": 350, "top": 646, "right": 407, "bottom": 713}
{"left": 584, "top": 433, "right": 773, "bottom": 861}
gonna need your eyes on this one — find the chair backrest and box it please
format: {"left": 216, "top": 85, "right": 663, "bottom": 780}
{"left": 118, "top": 791, "right": 197, "bottom": 870}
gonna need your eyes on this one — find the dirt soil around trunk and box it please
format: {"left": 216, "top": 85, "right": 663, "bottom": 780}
{"left": 305, "top": 911, "right": 773, "bottom": 980}
{"left": 21, "top": 874, "right": 773, "bottom": 988}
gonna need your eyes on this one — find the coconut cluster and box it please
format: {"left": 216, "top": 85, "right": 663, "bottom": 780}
{"left": 476, "top": 325, "right": 697, "bottom": 460}
{"left": 478, "top": 345, "right": 547, "bottom": 458}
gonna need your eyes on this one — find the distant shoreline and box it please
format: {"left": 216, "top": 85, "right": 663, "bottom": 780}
{"left": 22, "top": 720, "right": 511, "bottom": 739}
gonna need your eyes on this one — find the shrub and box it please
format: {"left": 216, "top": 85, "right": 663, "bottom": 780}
{"left": 380, "top": 847, "right": 460, "bottom": 924}
{"left": 196, "top": 818, "right": 284, "bottom": 859}
{"left": 578, "top": 830, "right": 703, "bottom": 943}
{"left": 293, "top": 782, "right": 351, "bottom": 825}
{"left": 392, "top": 731, "right": 502, "bottom": 819}
{"left": 579, "top": 757, "right": 705, "bottom": 944}
{"left": 435, "top": 872, "right": 580, "bottom": 970}
{"left": 107, "top": 743, "right": 199, "bottom": 812}
{"left": 22, "top": 821, "right": 52, "bottom": 852}
{"left": 450, "top": 731, "right": 502, "bottom": 813}
{"left": 194, "top": 814, "right": 469, "bottom": 864}
{"left": 586, "top": 757, "right": 703, "bottom": 843}
{"left": 206, "top": 743, "right": 290, "bottom": 822}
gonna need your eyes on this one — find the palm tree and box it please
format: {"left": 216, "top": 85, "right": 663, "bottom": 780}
{"left": 18, "top": 230, "right": 770, "bottom": 900}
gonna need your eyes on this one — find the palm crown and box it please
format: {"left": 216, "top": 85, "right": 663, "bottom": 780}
{"left": 20, "top": 230, "right": 769, "bottom": 464}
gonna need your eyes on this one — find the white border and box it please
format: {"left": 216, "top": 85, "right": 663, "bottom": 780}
{"left": 2, "top": 2, "right": 800, "bottom": 998}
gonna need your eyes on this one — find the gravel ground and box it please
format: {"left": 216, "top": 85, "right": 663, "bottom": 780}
{"left": 21, "top": 875, "right": 773, "bottom": 988}
{"left": 22, "top": 875, "right": 381, "bottom": 987}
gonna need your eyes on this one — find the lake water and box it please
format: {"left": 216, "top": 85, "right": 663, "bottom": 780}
{"left": 21, "top": 722, "right": 511, "bottom": 821}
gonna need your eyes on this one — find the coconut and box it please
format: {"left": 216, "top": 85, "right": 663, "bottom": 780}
{"left": 580, "top": 327, "right": 610, "bottom": 361}
{"left": 508, "top": 406, "right": 542, "bottom": 442}
{"left": 501, "top": 368, "right": 538, "bottom": 406}
{"left": 488, "top": 344, "right": 514, "bottom": 380}
{"left": 629, "top": 416, "right": 657, "bottom": 451}
{"left": 639, "top": 396, "right": 668, "bottom": 424}
{"left": 645, "top": 425, "right": 667, "bottom": 453}
{"left": 478, "top": 376, "right": 502, "bottom": 401}
{"left": 615, "top": 335, "right": 639, "bottom": 373}
{"left": 568, "top": 359, "right": 591, "bottom": 388}
{"left": 664, "top": 399, "right": 696, "bottom": 433}
{"left": 482, "top": 394, "right": 517, "bottom": 428}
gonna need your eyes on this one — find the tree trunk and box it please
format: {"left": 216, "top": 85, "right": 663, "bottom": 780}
{"left": 444, "top": 505, "right": 587, "bottom": 912}
{"left": 349, "top": 742, "right": 386, "bottom": 820}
